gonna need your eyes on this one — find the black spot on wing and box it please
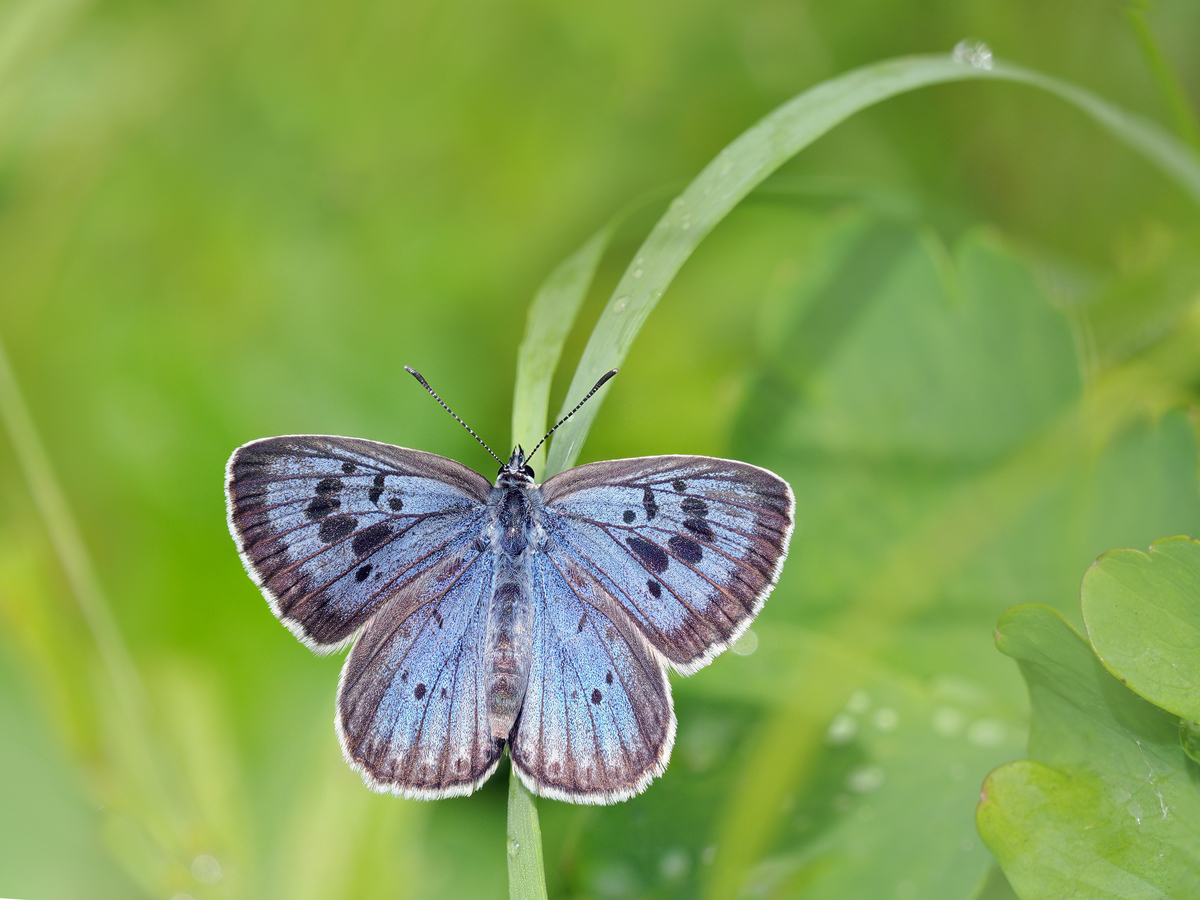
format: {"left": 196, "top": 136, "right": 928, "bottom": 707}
{"left": 673, "top": 480, "right": 687, "bottom": 492}
{"left": 646, "top": 578, "right": 661, "bottom": 598}
{"left": 627, "top": 535, "right": 668, "bottom": 574}
{"left": 623, "top": 509, "right": 635, "bottom": 524}
{"left": 389, "top": 497, "right": 404, "bottom": 512}
{"left": 319, "top": 515, "right": 357, "bottom": 543}
{"left": 342, "top": 462, "right": 357, "bottom": 473}
{"left": 642, "top": 487, "right": 658, "bottom": 521}
{"left": 605, "top": 671, "right": 613, "bottom": 685}
{"left": 414, "top": 683, "right": 426, "bottom": 700}
{"left": 591, "top": 688, "right": 602, "bottom": 705}
{"left": 369, "top": 473, "right": 385, "bottom": 504}
{"left": 668, "top": 534, "right": 703, "bottom": 564}
{"left": 355, "top": 564, "right": 373, "bottom": 582}
{"left": 306, "top": 495, "right": 340, "bottom": 520}
{"left": 681, "top": 497, "right": 707, "bottom": 517}
{"left": 352, "top": 522, "right": 391, "bottom": 557}
{"left": 684, "top": 517, "right": 715, "bottom": 541}
{"left": 316, "top": 477, "right": 343, "bottom": 494}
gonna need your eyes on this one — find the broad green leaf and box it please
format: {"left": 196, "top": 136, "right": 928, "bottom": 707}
{"left": 679, "top": 624, "right": 1025, "bottom": 900}
{"left": 544, "top": 54, "right": 1200, "bottom": 476}
{"left": 1082, "top": 536, "right": 1200, "bottom": 722}
{"left": 977, "top": 604, "right": 1200, "bottom": 899}
{"left": 699, "top": 211, "right": 1200, "bottom": 899}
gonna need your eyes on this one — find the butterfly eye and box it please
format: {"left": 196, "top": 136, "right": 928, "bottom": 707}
{"left": 523, "top": 464, "right": 535, "bottom": 478}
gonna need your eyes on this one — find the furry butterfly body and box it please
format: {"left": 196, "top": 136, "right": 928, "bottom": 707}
{"left": 226, "top": 428, "right": 792, "bottom": 804}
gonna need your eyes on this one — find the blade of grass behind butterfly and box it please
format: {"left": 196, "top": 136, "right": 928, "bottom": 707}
{"left": 543, "top": 53, "right": 1200, "bottom": 476}
{"left": 508, "top": 220, "right": 618, "bottom": 900}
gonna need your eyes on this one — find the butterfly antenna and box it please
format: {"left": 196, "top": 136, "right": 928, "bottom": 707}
{"left": 528, "top": 368, "right": 619, "bottom": 459}
{"left": 404, "top": 366, "right": 505, "bottom": 465}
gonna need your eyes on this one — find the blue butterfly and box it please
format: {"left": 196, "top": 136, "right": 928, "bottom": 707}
{"left": 225, "top": 368, "right": 793, "bottom": 804}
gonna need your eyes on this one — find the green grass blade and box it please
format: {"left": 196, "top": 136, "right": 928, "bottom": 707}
{"left": 543, "top": 52, "right": 1200, "bottom": 475}
{"left": 512, "top": 224, "right": 615, "bottom": 474}
{"left": 506, "top": 767, "right": 548, "bottom": 900}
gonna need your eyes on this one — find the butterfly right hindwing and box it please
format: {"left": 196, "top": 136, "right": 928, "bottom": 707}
{"left": 509, "top": 547, "right": 673, "bottom": 803}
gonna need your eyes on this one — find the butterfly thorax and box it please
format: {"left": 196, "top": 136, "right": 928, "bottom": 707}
{"left": 483, "top": 454, "right": 544, "bottom": 741}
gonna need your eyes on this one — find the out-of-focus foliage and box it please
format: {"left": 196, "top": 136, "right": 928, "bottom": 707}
{"left": 2, "top": 1, "right": 1200, "bottom": 899}
{"left": 979, "top": 596, "right": 1200, "bottom": 898}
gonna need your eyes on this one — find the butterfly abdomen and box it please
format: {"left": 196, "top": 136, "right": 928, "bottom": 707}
{"left": 483, "top": 485, "right": 538, "bottom": 740}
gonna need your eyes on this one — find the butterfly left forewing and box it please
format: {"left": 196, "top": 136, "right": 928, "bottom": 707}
{"left": 540, "top": 455, "right": 793, "bottom": 674}
{"left": 226, "top": 435, "right": 491, "bottom": 650}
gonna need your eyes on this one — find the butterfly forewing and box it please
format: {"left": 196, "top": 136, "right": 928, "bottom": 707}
{"left": 540, "top": 456, "right": 794, "bottom": 674}
{"left": 226, "top": 435, "right": 491, "bottom": 650}
{"left": 509, "top": 549, "right": 673, "bottom": 803}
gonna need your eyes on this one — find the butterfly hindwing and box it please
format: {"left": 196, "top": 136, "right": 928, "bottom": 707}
{"left": 509, "top": 548, "right": 673, "bottom": 803}
{"left": 337, "top": 548, "right": 503, "bottom": 798}
{"left": 540, "top": 455, "right": 794, "bottom": 674}
{"left": 225, "top": 435, "right": 492, "bottom": 650}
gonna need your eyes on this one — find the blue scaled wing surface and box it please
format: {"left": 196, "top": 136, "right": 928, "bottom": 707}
{"left": 511, "top": 455, "right": 793, "bottom": 802}
{"left": 225, "top": 435, "right": 503, "bottom": 797}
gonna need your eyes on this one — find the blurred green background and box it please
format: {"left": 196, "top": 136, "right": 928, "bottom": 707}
{"left": 2, "top": 1, "right": 1199, "bottom": 898}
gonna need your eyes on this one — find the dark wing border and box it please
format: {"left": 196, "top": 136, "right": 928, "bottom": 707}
{"left": 225, "top": 434, "right": 492, "bottom": 655}
{"left": 540, "top": 454, "right": 795, "bottom": 676}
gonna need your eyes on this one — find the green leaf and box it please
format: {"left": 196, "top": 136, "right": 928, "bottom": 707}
{"left": 977, "top": 604, "right": 1200, "bottom": 899}
{"left": 679, "top": 624, "right": 1025, "bottom": 900}
{"left": 544, "top": 53, "right": 1200, "bottom": 476}
{"left": 1082, "top": 536, "right": 1200, "bottom": 722}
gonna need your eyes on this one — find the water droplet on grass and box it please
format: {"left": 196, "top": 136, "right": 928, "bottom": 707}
{"left": 952, "top": 39, "right": 993, "bottom": 70}
{"left": 660, "top": 848, "right": 690, "bottom": 880}
{"left": 847, "top": 689, "right": 871, "bottom": 713}
{"left": 507, "top": 838, "right": 520, "bottom": 857}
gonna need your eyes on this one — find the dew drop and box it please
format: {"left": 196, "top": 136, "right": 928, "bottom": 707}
{"left": 1127, "top": 800, "right": 1144, "bottom": 825}
{"left": 1179, "top": 719, "right": 1200, "bottom": 763}
{"left": 846, "top": 689, "right": 871, "bottom": 714}
{"left": 720, "top": 161, "right": 733, "bottom": 176}
{"left": 633, "top": 268, "right": 643, "bottom": 278}
{"left": 659, "top": 848, "right": 690, "bottom": 880}
{"left": 826, "top": 713, "right": 857, "bottom": 745}
{"left": 681, "top": 213, "right": 691, "bottom": 231}
{"left": 932, "top": 706, "right": 964, "bottom": 738}
{"left": 966, "top": 718, "right": 1005, "bottom": 747}
{"left": 731, "top": 628, "right": 758, "bottom": 656}
{"left": 614, "top": 295, "right": 629, "bottom": 312}
{"left": 847, "top": 764, "right": 885, "bottom": 793}
{"left": 952, "top": 39, "right": 993, "bottom": 70}
{"left": 872, "top": 707, "right": 899, "bottom": 732}
{"left": 507, "top": 838, "right": 520, "bottom": 858}
{"left": 191, "top": 855, "right": 222, "bottom": 885}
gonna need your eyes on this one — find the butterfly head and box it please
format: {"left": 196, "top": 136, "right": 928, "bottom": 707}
{"left": 498, "top": 446, "right": 536, "bottom": 485}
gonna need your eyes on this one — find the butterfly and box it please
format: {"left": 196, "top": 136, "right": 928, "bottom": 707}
{"left": 225, "top": 367, "right": 793, "bottom": 804}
